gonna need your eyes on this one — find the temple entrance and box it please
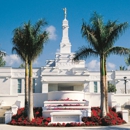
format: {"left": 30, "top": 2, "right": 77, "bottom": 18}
{"left": 58, "top": 86, "right": 74, "bottom": 91}
{"left": 48, "top": 83, "right": 83, "bottom": 92}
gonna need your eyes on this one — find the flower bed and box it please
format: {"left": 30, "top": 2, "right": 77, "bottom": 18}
{"left": 47, "top": 103, "right": 81, "bottom": 107}
{"left": 48, "top": 98, "right": 87, "bottom": 101}
{"left": 46, "top": 108, "right": 86, "bottom": 110}
{"left": 48, "top": 98, "right": 78, "bottom": 101}
{"left": 9, "top": 107, "right": 126, "bottom": 126}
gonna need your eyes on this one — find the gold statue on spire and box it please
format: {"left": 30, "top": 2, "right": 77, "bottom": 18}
{"left": 63, "top": 7, "right": 67, "bottom": 19}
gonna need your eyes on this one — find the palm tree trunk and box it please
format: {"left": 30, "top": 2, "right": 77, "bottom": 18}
{"left": 104, "top": 58, "right": 109, "bottom": 113}
{"left": 100, "top": 55, "right": 106, "bottom": 117}
{"left": 24, "top": 59, "right": 28, "bottom": 116}
{"left": 28, "top": 61, "right": 34, "bottom": 121}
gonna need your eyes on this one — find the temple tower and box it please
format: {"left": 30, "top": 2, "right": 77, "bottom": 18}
{"left": 60, "top": 8, "right": 71, "bottom": 53}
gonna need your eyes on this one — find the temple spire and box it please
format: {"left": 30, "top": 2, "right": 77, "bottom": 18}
{"left": 63, "top": 8, "right": 67, "bottom": 19}
{"left": 60, "top": 8, "right": 71, "bottom": 53}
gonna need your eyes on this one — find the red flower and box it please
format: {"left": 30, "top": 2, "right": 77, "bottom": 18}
{"left": 35, "top": 111, "right": 39, "bottom": 115}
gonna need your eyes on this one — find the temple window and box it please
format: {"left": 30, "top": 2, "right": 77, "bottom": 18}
{"left": 33, "top": 79, "right": 35, "bottom": 93}
{"left": 18, "top": 79, "right": 22, "bottom": 93}
{"left": 94, "top": 81, "right": 98, "bottom": 93}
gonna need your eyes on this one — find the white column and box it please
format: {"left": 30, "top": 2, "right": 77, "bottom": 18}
{"left": 21, "top": 79, "right": 24, "bottom": 93}
{"left": 42, "top": 82, "right": 48, "bottom": 93}
{"left": 11, "top": 104, "right": 18, "bottom": 115}
{"left": 5, "top": 111, "right": 13, "bottom": 124}
{"left": 122, "top": 110, "right": 128, "bottom": 122}
{"left": 10, "top": 77, "right": 12, "bottom": 95}
{"left": 97, "top": 81, "right": 100, "bottom": 93}
{"left": 83, "top": 82, "right": 89, "bottom": 92}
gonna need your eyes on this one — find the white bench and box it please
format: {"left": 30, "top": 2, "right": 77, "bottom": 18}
{"left": 50, "top": 111, "right": 83, "bottom": 123}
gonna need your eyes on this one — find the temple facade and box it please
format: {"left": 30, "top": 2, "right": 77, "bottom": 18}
{"left": 0, "top": 11, "right": 130, "bottom": 107}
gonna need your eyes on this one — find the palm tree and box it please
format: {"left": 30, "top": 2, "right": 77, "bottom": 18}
{"left": 12, "top": 29, "right": 29, "bottom": 116}
{"left": 73, "top": 12, "right": 130, "bottom": 117}
{"left": 12, "top": 19, "right": 48, "bottom": 121}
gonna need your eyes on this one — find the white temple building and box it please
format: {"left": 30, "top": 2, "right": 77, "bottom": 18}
{"left": 0, "top": 10, "right": 130, "bottom": 108}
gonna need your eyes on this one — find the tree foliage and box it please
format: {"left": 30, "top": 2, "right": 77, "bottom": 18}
{"left": 119, "top": 66, "right": 127, "bottom": 70}
{"left": 125, "top": 54, "right": 130, "bottom": 67}
{"left": 108, "top": 83, "right": 116, "bottom": 93}
{"left": 0, "top": 56, "right": 6, "bottom": 67}
{"left": 19, "top": 63, "right": 25, "bottom": 68}
{"left": 73, "top": 12, "right": 130, "bottom": 117}
{"left": 12, "top": 19, "right": 49, "bottom": 121}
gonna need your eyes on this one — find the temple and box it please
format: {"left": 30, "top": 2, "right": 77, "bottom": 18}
{"left": 0, "top": 9, "right": 130, "bottom": 108}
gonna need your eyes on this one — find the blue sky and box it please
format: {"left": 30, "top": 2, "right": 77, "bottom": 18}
{"left": 0, "top": 0, "right": 130, "bottom": 70}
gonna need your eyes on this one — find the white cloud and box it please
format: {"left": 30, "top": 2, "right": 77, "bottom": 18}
{"left": 46, "top": 26, "right": 57, "bottom": 40}
{"left": 86, "top": 60, "right": 100, "bottom": 71}
{"left": 4, "top": 54, "right": 40, "bottom": 67}
{"left": 33, "top": 59, "right": 40, "bottom": 67}
{"left": 107, "top": 62, "right": 116, "bottom": 70}
{"left": 86, "top": 60, "right": 116, "bottom": 71}
{"left": 4, "top": 54, "right": 22, "bottom": 66}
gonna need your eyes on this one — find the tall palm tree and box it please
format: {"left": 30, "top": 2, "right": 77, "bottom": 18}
{"left": 12, "top": 29, "right": 29, "bottom": 116}
{"left": 12, "top": 19, "right": 48, "bottom": 121}
{"left": 73, "top": 12, "right": 130, "bottom": 117}
{"left": 24, "top": 20, "right": 48, "bottom": 121}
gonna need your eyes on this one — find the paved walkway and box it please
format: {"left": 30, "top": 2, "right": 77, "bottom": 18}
{"left": 0, "top": 123, "right": 130, "bottom": 130}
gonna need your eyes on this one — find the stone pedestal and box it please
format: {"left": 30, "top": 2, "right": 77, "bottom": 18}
{"left": 122, "top": 110, "right": 128, "bottom": 122}
{"left": 50, "top": 111, "right": 82, "bottom": 123}
{"left": 116, "top": 103, "right": 121, "bottom": 112}
{"left": 86, "top": 107, "right": 91, "bottom": 117}
{"left": 11, "top": 104, "right": 18, "bottom": 115}
{"left": 111, "top": 100, "right": 116, "bottom": 107}
{"left": 5, "top": 111, "right": 13, "bottom": 124}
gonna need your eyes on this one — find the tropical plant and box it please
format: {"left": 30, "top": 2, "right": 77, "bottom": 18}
{"left": 12, "top": 19, "right": 48, "bottom": 121}
{"left": 0, "top": 56, "right": 6, "bottom": 67}
{"left": 73, "top": 12, "right": 130, "bottom": 117}
{"left": 19, "top": 63, "right": 25, "bottom": 68}
{"left": 12, "top": 30, "right": 29, "bottom": 116}
{"left": 125, "top": 54, "right": 130, "bottom": 70}
{"left": 108, "top": 82, "right": 116, "bottom": 93}
{"left": 0, "top": 51, "right": 6, "bottom": 67}
{"left": 119, "top": 66, "right": 127, "bottom": 70}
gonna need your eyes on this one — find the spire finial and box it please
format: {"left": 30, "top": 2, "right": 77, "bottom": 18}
{"left": 63, "top": 7, "right": 67, "bottom": 19}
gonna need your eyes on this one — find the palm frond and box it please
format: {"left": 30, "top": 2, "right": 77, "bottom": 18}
{"left": 73, "top": 46, "right": 98, "bottom": 61}
{"left": 33, "top": 19, "right": 47, "bottom": 36}
{"left": 105, "top": 22, "right": 128, "bottom": 46}
{"left": 106, "top": 46, "right": 130, "bottom": 57}
{"left": 13, "top": 20, "right": 49, "bottom": 64}
{"left": 12, "top": 47, "right": 26, "bottom": 61}
{"left": 81, "top": 21, "right": 99, "bottom": 51}
{"left": 125, "top": 54, "right": 130, "bottom": 66}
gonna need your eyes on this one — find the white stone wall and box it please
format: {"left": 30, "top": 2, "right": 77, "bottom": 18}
{"left": 11, "top": 79, "right": 19, "bottom": 94}
{"left": 74, "top": 85, "right": 83, "bottom": 91}
{"left": 0, "top": 93, "right": 48, "bottom": 108}
{"left": 0, "top": 78, "right": 11, "bottom": 94}
{"left": 115, "top": 71, "right": 130, "bottom": 94}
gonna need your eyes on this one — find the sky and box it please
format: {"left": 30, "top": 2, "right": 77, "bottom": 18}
{"left": 0, "top": 0, "right": 130, "bottom": 71}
